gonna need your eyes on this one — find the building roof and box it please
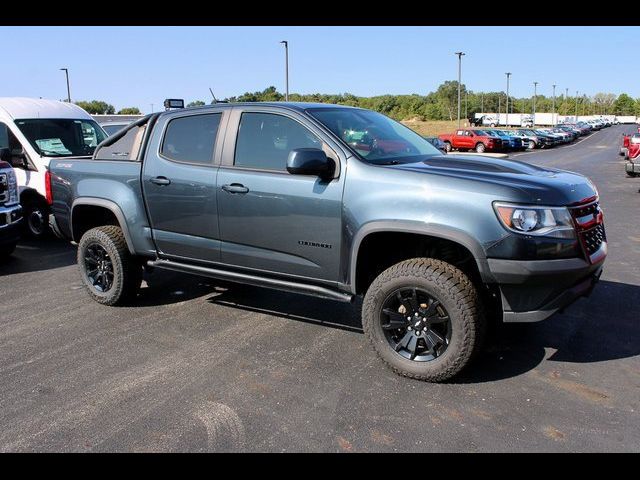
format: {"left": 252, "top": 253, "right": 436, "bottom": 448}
{"left": 93, "top": 114, "right": 145, "bottom": 124}
{"left": 0, "top": 97, "right": 94, "bottom": 120}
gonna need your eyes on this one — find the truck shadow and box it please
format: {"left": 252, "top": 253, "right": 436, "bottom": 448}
{"left": 205, "top": 278, "right": 640, "bottom": 383}
{"left": 0, "top": 236, "right": 76, "bottom": 276}
{"left": 205, "top": 282, "right": 363, "bottom": 333}
{"left": 455, "top": 279, "right": 640, "bottom": 383}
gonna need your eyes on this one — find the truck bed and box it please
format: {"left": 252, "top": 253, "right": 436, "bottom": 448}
{"left": 49, "top": 159, "right": 152, "bottom": 254}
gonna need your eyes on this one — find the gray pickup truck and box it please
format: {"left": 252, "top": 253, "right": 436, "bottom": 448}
{"left": 49, "top": 102, "right": 607, "bottom": 381}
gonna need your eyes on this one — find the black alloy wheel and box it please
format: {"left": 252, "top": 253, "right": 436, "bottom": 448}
{"left": 380, "top": 287, "right": 452, "bottom": 362}
{"left": 84, "top": 243, "right": 114, "bottom": 292}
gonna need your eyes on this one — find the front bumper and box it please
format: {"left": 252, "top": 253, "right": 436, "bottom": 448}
{"left": 488, "top": 245, "right": 606, "bottom": 322}
{"left": 0, "top": 204, "right": 23, "bottom": 246}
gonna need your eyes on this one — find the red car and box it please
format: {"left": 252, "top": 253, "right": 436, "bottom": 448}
{"left": 624, "top": 133, "right": 640, "bottom": 177}
{"left": 438, "top": 129, "right": 503, "bottom": 153}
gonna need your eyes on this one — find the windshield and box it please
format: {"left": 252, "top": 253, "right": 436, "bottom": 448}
{"left": 307, "top": 108, "right": 440, "bottom": 164}
{"left": 15, "top": 118, "right": 107, "bottom": 157}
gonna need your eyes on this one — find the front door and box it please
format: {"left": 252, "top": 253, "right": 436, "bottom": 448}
{"left": 216, "top": 109, "right": 344, "bottom": 282}
{"left": 142, "top": 111, "right": 225, "bottom": 262}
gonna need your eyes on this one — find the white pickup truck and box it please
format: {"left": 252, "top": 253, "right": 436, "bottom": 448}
{"left": 0, "top": 98, "right": 107, "bottom": 238}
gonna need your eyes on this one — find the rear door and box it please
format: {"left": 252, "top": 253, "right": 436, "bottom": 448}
{"left": 216, "top": 106, "right": 345, "bottom": 282}
{"left": 142, "top": 109, "right": 227, "bottom": 262}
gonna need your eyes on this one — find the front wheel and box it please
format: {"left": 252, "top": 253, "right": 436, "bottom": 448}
{"left": 77, "top": 225, "right": 143, "bottom": 306}
{"left": 443, "top": 142, "right": 452, "bottom": 153}
{"left": 362, "top": 258, "right": 485, "bottom": 382}
{"left": 475, "top": 143, "right": 486, "bottom": 153}
{"left": 528, "top": 141, "right": 537, "bottom": 150}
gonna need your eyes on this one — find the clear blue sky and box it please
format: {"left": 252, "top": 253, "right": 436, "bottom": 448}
{"left": 1, "top": 26, "right": 637, "bottom": 113}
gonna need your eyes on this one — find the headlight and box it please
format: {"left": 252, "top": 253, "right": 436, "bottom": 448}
{"left": 6, "top": 168, "right": 19, "bottom": 205}
{"left": 493, "top": 202, "right": 576, "bottom": 239}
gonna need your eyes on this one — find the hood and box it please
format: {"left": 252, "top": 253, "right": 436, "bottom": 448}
{"left": 384, "top": 154, "right": 597, "bottom": 206}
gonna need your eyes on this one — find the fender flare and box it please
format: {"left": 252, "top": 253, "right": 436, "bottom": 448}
{"left": 347, "top": 220, "right": 494, "bottom": 293}
{"left": 71, "top": 198, "right": 136, "bottom": 254}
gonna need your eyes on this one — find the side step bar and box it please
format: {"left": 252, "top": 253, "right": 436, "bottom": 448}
{"left": 146, "top": 259, "right": 354, "bottom": 303}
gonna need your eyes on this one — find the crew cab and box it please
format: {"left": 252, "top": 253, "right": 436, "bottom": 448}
{"left": 0, "top": 97, "right": 107, "bottom": 238}
{"left": 49, "top": 102, "right": 607, "bottom": 382}
{"left": 0, "top": 159, "right": 22, "bottom": 259}
{"left": 438, "top": 128, "right": 503, "bottom": 153}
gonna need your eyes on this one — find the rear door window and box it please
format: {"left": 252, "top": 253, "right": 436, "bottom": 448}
{"left": 160, "top": 114, "right": 222, "bottom": 165}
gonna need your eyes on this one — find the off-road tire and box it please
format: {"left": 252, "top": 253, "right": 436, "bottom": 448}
{"left": 77, "top": 226, "right": 143, "bottom": 306}
{"left": 362, "top": 258, "right": 485, "bottom": 382}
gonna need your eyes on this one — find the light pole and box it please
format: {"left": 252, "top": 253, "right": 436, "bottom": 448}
{"left": 505, "top": 72, "right": 511, "bottom": 126}
{"left": 280, "top": 40, "right": 289, "bottom": 102}
{"left": 575, "top": 90, "right": 579, "bottom": 121}
{"left": 60, "top": 68, "right": 71, "bottom": 103}
{"left": 454, "top": 52, "right": 465, "bottom": 128}
{"left": 532, "top": 81, "right": 538, "bottom": 126}
{"left": 552, "top": 84, "right": 556, "bottom": 125}
{"left": 465, "top": 90, "right": 468, "bottom": 121}
{"left": 481, "top": 92, "right": 484, "bottom": 114}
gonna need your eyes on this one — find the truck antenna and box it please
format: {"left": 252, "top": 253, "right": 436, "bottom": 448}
{"left": 209, "top": 87, "right": 217, "bottom": 103}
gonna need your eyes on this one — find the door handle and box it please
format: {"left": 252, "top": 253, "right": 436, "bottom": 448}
{"left": 222, "top": 183, "right": 249, "bottom": 194}
{"left": 150, "top": 176, "right": 171, "bottom": 186}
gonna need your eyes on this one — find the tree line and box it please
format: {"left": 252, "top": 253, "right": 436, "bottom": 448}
{"left": 73, "top": 83, "right": 640, "bottom": 120}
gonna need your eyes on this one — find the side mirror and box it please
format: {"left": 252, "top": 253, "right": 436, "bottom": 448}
{"left": 287, "top": 148, "right": 335, "bottom": 180}
{"left": 0, "top": 148, "right": 10, "bottom": 163}
{"left": 10, "top": 147, "right": 29, "bottom": 169}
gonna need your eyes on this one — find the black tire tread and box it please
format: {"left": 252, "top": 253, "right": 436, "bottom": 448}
{"left": 363, "top": 258, "right": 484, "bottom": 382}
{"left": 77, "top": 225, "right": 142, "bottom": 306}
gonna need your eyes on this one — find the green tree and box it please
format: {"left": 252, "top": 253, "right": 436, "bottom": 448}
{"left": 117, "top": 107, "right": 141, "bottom": 114}
{"left": 613, "top": 93, "right": 636, "bottom": 115}
{"left": 75, "top": 100, "right": 115, "bottom": 114}
{"left": 187, "top": 100, "right": 206, "bottom": 107}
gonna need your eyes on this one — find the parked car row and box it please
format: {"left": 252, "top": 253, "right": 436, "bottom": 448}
{"left": 438, "top": 119, "right": 609, "bottom": 154}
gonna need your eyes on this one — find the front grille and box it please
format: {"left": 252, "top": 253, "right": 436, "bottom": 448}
{"left": 0, "top": 173, "right": 7, "bottom": 204}
{"left": 570, "top": 200, "right": 606, "bottom": 261}
{"left": 581, "top": 223, "right": 606, "bottom": 256}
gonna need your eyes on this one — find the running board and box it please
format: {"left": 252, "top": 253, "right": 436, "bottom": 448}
{"left": 146, "top": 259, "right": 354, "bottom": 303}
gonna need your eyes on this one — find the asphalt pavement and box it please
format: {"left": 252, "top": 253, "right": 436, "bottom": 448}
{"left": 0, "top": 125, "right": 638, "bottom": 452}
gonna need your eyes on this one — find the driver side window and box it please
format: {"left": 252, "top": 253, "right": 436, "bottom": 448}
{"left": 0, "top": 122, "right": 27, "bottom": 170}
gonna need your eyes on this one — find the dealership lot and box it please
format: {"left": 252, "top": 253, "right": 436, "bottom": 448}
{"left": 0, "top": 125, "right": 638, "bottom": 452}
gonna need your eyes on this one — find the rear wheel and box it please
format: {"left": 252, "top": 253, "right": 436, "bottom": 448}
{"left": 475, "top": 143, "right": 486, "bottom": 153}
{"left": 23, "top": 198, "right": 49, "bottom": 239}
{"left": 77, "top": 225, "right": 143, "bottom": 306}
{"left": 362, "top": 258, "right": 485, "bottom": 382}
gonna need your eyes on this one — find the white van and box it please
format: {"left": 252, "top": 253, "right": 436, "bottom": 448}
{"left": 0, "top": 98, "right": 107, "bottom": 237}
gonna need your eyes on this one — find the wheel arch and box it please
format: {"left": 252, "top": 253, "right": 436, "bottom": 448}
{"left": 71, "top": 198, "right": 136, "bottom": 254}
{"left": 348, "top": 221, "right": 493, "bottom": 295}
{"left": 20, "top": 187, "right": 46, "bottom": 205}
